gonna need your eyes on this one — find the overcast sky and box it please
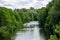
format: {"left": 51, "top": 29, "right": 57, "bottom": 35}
{"left": 0, "top": 0, "right": 51, "bottom": 9}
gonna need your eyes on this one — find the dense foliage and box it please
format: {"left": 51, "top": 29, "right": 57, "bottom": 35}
{"left": 38, "top": 0, "right": 60, "bottom": 40}
{"left": 0, "top": 7, "right": 39, "bottom": 40}
{"left": 0, "top": 7, "right": 23, "bottom": 40}
{"left": 0, "top": 0, "right": 60, "bottom": 40}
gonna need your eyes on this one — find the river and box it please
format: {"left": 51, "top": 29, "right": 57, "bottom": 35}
{"left": 12, "top": 21, "right": 48, "bottom": 40}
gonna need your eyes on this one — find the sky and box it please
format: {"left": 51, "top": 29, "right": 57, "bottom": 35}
{"left": 0, "top": 0, "right": 51, "bottom": 9}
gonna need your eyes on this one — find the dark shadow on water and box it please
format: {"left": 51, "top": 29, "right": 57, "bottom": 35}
{"left": 39, "top": 29, "right": 50, "bottom": 40}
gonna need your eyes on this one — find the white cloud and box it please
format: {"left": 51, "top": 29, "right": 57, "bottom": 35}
{"left": 0, "top": 0, "right": 51, "bottom": 9}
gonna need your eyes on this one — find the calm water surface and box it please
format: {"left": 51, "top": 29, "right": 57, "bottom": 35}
{"left": 12, "top": 21, "right": 47, "bottom": 40}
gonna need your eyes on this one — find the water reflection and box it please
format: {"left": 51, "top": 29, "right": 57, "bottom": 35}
{"left": 13, "top": 21, "right": 47, "bottom": 40}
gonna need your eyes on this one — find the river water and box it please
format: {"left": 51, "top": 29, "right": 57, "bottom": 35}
{"left": 12, "top": 21, "right": 47, "bottom": 40}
